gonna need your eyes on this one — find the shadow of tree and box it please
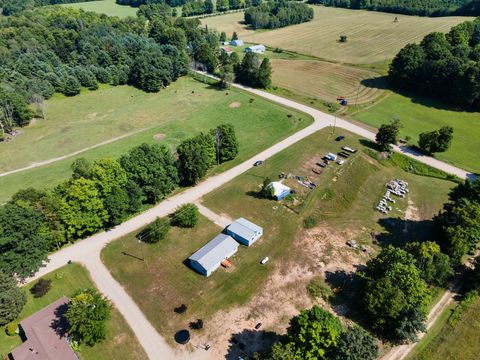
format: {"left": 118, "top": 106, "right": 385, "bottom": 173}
{"left": 225, "top": 329, "right": 281, "bottom": 360}
{"left": 51, "top": 302, "right": 70, "bottom": 339}
{"left": 360, "top": 76, "right": 390, "bottom": 91}
{"left": 376, "top": 217, "right": 436, "bottom": 248}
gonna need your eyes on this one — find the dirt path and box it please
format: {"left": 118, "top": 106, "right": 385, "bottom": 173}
{"left": 196, "top": 202, "right": 233, "bottom": 228}
{"left": 381, "top": 280, "right": 461, "bottom": 360}
{"left": 0, "top": 128, "right": 149, "bottom": 178}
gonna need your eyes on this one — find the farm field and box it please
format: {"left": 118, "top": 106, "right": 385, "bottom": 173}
{"left": 102, "top": 127, "right": 454, "bottom": 358}
{"left": 352, "top": 92, "right": 480, "bottom": 174}
{"left": 0, "top": 264, "right": 146, "bottom": 360}
{"left": 270, "top": 59, "right": 385, "bottom": 105}
{"left": 407, "top": 295, "right": 480, "bottom": 360}
{"left": 202, "top": 6, "right": 471, "bottom": 64}
{"left": 0, "top": 77, "right": 311, "bottom": 203}
{"left": 60, "top": 0, "right": 137, "bottom": 18}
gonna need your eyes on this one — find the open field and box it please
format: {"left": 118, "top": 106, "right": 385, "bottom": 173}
{"left": 60, "top": 0, "right": 137, "bottom": 17}
{"left": 202, "top": 6, "right": 471, "bottom": 64}
{"left": 271, "top": 59, "right": 385, "bottom": 105}
{"left": 0, "top": 77, "right": 311, "bottom": 203}
{"left": 352, "top": 92, "right": 480, "bottom": 174}
{"left": 407, "top": 295, "right": 480, "bottom": 360}
{"left": 102, "top": 127, "right": 454, "bottom": 357}
{"left": 0, "top": 264, "right": 146, "bottom": 360}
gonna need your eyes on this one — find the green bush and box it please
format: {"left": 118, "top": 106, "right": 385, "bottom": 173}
{"left": 303, "top": 215, "right": 317, "bottom": 229}
{"left": 30, "top": 278, "right": 52, "bottom": 298}
{"left": 141, "top": 217, "right": 170, "bottom": 243}
{"left": 5, "top": 322, "right": 18, "bottom": 336}
{"left": 172, "top": 203, "right": 199, "bottom": 228}
{"left": 449, "top": 290, "right": 479, "bottom": 326}
{"left": 307, "top": 277, "right": 333, "bottom": 300}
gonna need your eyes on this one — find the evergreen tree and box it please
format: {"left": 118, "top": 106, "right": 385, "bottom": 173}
{"left": 257, "top": 58, "right": 272, "bottom": 88}
{"left": 212, "top": 123, "right": 239, "bottom": 162}
{"left": 0, "top": 271, "right": 26, "bottom": 326}
{"left": 63, "top": 76, "right": 81, "bottom": 96}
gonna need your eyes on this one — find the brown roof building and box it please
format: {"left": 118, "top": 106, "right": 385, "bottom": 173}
{"left": 10, "top": 296, "right": 78, "bottom": 360}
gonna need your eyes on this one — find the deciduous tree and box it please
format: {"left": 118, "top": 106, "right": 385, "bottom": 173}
{"left": 0, "top": 271, "right": 26, "bottom": 326}
{"left": 375, "top": 118, "right": 402, "bottom": 151}
{"left": 172, "top": 203, "right": 199, "bottom": 228}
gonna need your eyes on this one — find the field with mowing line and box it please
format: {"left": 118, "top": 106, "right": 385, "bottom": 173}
{"left": 102, "top": 128, "right": 453, "bottom": 353}
{"left": 0, "top": 264, "right": 146, "bottom": 360}
{"left": 0, "top": 77, "right": 311, "bottom": 203}
{"left": 353, "top": 92, "right": 480, "bottom": 174}
{"left": 202, "top": 6, "right": 471, "bottom": 64}
{"left": 408, "top": 296, "right": 480, "bottom": 360}
{"left": 61, "top": 0, "right": 137, "bottom": 17}
{"left": 271, "top": 59, "right": 385, "bottom": 105}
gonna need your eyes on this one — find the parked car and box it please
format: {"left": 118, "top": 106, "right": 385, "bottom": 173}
{"left": 336, "top": 160, "right": 345, "bottom": 165}
{"left": 335, "top": 135, "right": 345, "bottom": 141}
{"left": 253, "top": 160, "right": 263, "bottom": 166}
{"left": 338, "top": 152, "right": 349, "bottom": 158}
{"left": 261, "top": 257, "right": 269, "bottom": 264}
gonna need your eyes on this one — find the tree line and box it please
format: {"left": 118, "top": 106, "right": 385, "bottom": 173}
{"left": 0, "top": 0, "right": 99, "bottom": 15}
{"left": 0, "top": 5, "right": 271, "bottom": 141}
{"left": 389, "top": 18, "right": 480, "bottom": 109}
{"left": 244, "top": 0, "right": 314, "bottom": 29}
{"left": 0, "top": 124, "right": 238, "bottom": 281}
{"left": 307, "top": 0, "right": 480, "bottom": 17}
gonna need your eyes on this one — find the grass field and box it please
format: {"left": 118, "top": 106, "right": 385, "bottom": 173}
{"left": 0, "top": 264, "right": 146, "bottom": 360}
{"left": 202, "top": 6, "right": 470, "bottom": 64}
{"left": 271, "top": 59, "right": 385, "bottom": 105}
{"left": 352, "top": 92, "right": 480, "bottom": 174}
{"left": 61, "top": 0, "right": 137, "bottom": 18}
{"left": 408, "top": 296, "right": 480, "bottom": 360}
{"left": 0, "top": 77, "right": 311, "bottom": 203}
{"left": 102, "top": 128, "right": 453, "bottom": 348}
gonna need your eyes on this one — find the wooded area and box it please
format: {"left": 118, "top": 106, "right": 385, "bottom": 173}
{"left": 244, "top": 0, "right": 314, "bottom": 29}
{"left": 389, "top": 18, "right": 480, "bottom": 109}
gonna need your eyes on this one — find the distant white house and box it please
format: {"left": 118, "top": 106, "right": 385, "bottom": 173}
{"left": 230, "top": 39, "right": 244, "bottom": 46}
{"left": 226, "top": 218, "right": 263, "bottom": 246}
{"left": 268, "top": 182, "right": 291, "bottom": 201}
{"left": 245, "top": 44, "right": 266, "bottom": 54}
{"left": 188, "top": 234, "right": 239, "bottom": 276}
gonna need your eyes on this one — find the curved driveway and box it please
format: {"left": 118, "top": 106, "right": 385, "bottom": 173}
{"left": 26, "top": 80, "right": 475, "bottom": 360}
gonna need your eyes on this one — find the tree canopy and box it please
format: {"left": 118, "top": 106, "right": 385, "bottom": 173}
{"left": 66, "top": 288, "right": 111, "bottom": 346}
{"left": 0, "top": 271, "right": 26, "bottom": 326}
{"left": 375, "top": 118, "right": 402, "bottom": 151}
{"left": 389, "top": 18, "right": 480, "bottom": 108}
{"left": 245, "top": 0, "right": 314, "bottom": 30}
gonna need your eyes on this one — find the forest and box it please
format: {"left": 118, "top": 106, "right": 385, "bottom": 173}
{"left": 307, "top": 0, "right": 480, "bottom": 16}
{"left": 389, "top": 17, "right": 480, "bottom": 109}
{"left": 0, "top": 0, "right": 99, "bottom": 15}
{"left": 244, "top": 0, "right": 314, "bottom": 29}
{"left": 0, "top": 4, "right": 258, "bottom": 139}
{"left": 116, "top": 0, "right": 190, "bottom": 8}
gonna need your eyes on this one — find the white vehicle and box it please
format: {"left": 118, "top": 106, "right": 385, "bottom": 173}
{"left": 261, "top": 257, "right": 269, "bottom": 264}
{"left": 336, "top": 160, "right": 345, "bottom": 165}
{"left": 341, "top": 146, "right": 357, "bottom": 153}
{"left": 326, "top": 152, "right": 337, "bottom": 161}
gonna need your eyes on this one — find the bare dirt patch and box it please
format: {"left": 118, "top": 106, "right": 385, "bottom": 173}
{"left": 153, "top": 133, "right": 166, "bottom": 141}
{"left": 194, "top": 225, "right": 372, "bottom": 359}
{"left": 28, "top": 118, "right": 38, "bottom": 127}
{"left": 229, "top": 101, "right": 242, "bottom": 109}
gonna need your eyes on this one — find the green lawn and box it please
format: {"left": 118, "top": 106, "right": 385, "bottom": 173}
{"left": 102, "top": 128, "right": 454, "bottom": 346}
{"left": 0, "top": 77, "right": 311, "bottom": 203}
{"left": 61, "top": 0, "right": 137, "bottom": 18}
{"left": 408, "top": 296, "right": 480, "bottom": 360}
{"left": 0, "top": 264, "right": 146, "bottom": 360}
{"left": 352, "top": 92, "right": 480, "bottom": 174}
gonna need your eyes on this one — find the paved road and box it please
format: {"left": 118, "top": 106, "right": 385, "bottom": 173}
{"left": 25, "top": 80, "right": 475, "bottom": 360}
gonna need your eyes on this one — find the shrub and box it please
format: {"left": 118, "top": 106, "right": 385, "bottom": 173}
{"left": 30, "top": 278, "right": 52, "bottom": 298}
{"left": 303, "top": 216, "right": 317, "bottom": 229}
{"left": 140, "top": 217, "right": 170, "bottom": 243}
{"left": 172, "top": 204, "right": 199, "bottom": 228}
{"left": 5, "top": 322, "right": 18, "bottom": 336}
{"left": 307, "top": 277, "right": 333, "bottom": 300}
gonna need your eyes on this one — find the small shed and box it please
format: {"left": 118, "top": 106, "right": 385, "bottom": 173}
{"left": 189, "top": 234, "right": 239, "bottom": 276}
{"left": 245, "top": 44, "right": 266, "bottom": 54}
{"left": 269, "top": 182, "right": 291, "bottom": 201}
{"left": 221, "top": 46, "right": 233, "bottom": 54}
{"left": 230, "top": 39, "right": 244, "bottom": 46}
{"left": 226, "top": 218, "right": 263, "bottom": 246}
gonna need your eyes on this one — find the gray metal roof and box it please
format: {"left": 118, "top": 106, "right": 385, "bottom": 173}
{"left": 189, "top": 234, "right": 238, "bottom": 271}
{"left": 227, "top": 218, "right": 263, "bottom": 240}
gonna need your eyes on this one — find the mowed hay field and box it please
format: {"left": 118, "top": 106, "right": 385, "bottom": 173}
{"left": 202, "top": 6, "right": 471, "bottom": 64}
{"left": 61, "top": 0, "right": 137, "bottom": 17}
{"left": 271, "top": 59, "right": 385, "bottom": 104}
